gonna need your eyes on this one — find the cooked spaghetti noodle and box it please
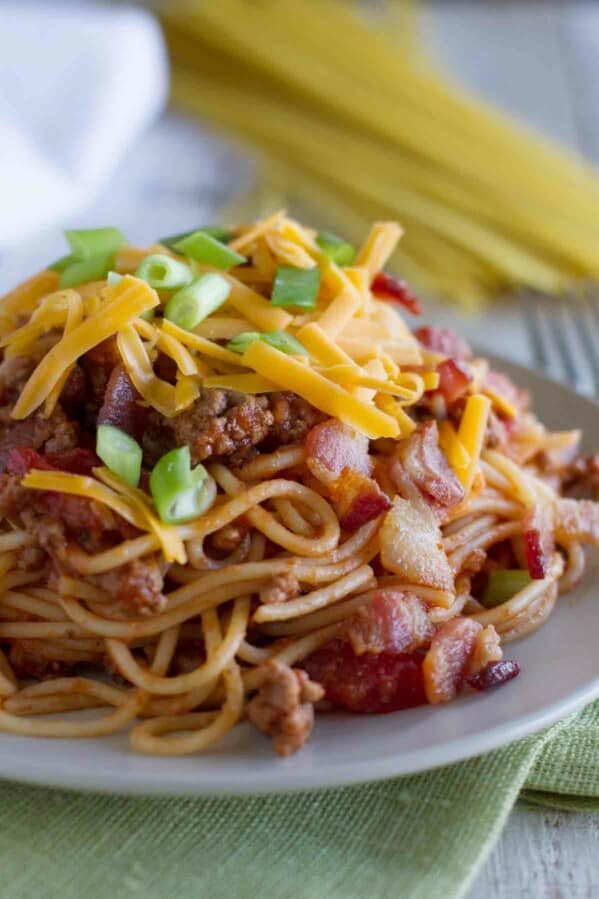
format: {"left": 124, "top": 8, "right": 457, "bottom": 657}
{"left": 0, "top": 215, "right": 597, "bottom": 757}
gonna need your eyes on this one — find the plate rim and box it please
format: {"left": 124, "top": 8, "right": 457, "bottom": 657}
{"left": 0, "top": 355, "right": 597, "bottom": 797}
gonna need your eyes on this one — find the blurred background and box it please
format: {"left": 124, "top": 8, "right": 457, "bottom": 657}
{"left": 2, "top": 1, "right": 599, "bottom": 388}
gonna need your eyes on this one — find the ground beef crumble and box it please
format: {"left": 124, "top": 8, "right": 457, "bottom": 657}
{"left": 144, "top": 388, "right": 325, "bottom": 467}
{"left": 247, "top": 659, "right": 324, "bottom": 756}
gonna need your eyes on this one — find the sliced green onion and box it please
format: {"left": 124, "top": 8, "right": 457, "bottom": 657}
{"left": 263, "top": 330, "right": 309, "bottom": 355}
{"left": 164, "top": 273, "right": 231, "bottom": 330}
{"left": 173, "top": 230, "right": 246, "bottom": 270}
{"left": 150, "top": 446, "right": 216, "bottom": 524}
{"left": 316, "top": 231, "right": 356, "bottom": 266}
{"left": 481, "top": 570, "right": 532, "bottom": 609}
{"left": 227, "top": 330, "right": 309, "bottom": 356}
{"left": 48, "top": 254, "right": 75, "bottom": 273}
{"left": 96, "top": 424, "right": 142, "bottom": 487}
{"left": 270, "top": 265, "right": 321, "bottom": 309}
{"left": 59, "top": 254, "right": 114, "bottom": 289}
{"left": 65, "top": 227, "right": 127, "bottom": 260}
{"left": 106, "top": 271, "right": 122, "bottom": 286}
{"left": 160, "top": 226, "right": 233, "bottom": 249}
{"left": 135, "top": 254, "right": 192, "bottom": 290}
{"left": 226, "top": 332, "right": 262, "bottom": 355}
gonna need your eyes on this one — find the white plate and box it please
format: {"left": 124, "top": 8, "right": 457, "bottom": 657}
{"left": 1, "top": 358, "right": 598, "bottom": 795}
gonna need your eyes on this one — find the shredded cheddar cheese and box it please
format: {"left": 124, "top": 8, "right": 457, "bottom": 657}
{"left": 242, "top": 339, "right": 399, "bottom": 438}
{"left": 438, "top": 420, "right": 471, "bottom": 477}
{"left": 457, "top": 394, "right": 492, "bottom": 491}
{"left": 202, "top": 373, "right": 279, "bottom": 393}
{"left": 22, "top": 470, "right": 147, "bottom": 530}
{"left": 161, "top": 319, "right": 246, "bottom": 367}
{"left": 95, "top": 468, "right": 187, "bottom": 564}
{"left": 355, "top": 222, "right": 404, "bottom": 278}
{"left": 483, "top": 385, "right": 518, "bottom": 419}
{"left": 117, "top": 325, "right": 181, "bottom": 418}
{"left": 12, "top": 277, "right": 159, "bottom": 420}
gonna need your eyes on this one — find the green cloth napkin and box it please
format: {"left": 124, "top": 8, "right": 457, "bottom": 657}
{"left": 0, "top": 701, "right": 597, "bottom": 899}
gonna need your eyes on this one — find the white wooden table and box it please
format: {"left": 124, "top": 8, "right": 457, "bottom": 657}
{"left": 1, "top": 1, "right": 597, "bottom": 894}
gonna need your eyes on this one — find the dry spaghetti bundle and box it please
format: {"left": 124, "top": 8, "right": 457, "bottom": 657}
{"left": 0, "top": 214, "right": 596, "bottom": 757}
{"left": 161, "top": 0, "right": 599, "bottom": 304}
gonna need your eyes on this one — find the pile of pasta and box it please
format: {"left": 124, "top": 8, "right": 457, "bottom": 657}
{"left": 0, "top": 213, "right": 595, "bottom": 757}
{"left": 162, "top": 0, "right": 599, "bottom": 303}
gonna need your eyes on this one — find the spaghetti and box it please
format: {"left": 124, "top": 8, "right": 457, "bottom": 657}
{"left": 0, "top": 215, "right": 597, "bottom": 757}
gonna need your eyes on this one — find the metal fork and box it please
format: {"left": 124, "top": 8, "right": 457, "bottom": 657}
{"left": 521, "top": 284, "right": 599, "bottom": 396}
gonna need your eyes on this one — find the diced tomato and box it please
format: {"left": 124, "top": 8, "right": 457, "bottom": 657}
{"left": 45, "top": 448, "right": 99, "bottom": 475}
{"left": 523, "top": 506, "right": 555, "bottom": 579}
{"left": 303, "top": 640, "right": 427, "bottom": 713}
{"left": 6, "top": 448, "right": 52, "bottom": 476}
{"left": 467, "top": 660, "right": 520, "bottom": 691}
{"left": 436, "top": 358, "right": 472, "bottom": 404}
{"left": 371, "top": 272, "right": 422, "bottom": 315}
{"left": 414, "top": 326, "right": 472, "bottom": 360}
{"left": 7, "top": 446, "right": 98, "bottom": 477}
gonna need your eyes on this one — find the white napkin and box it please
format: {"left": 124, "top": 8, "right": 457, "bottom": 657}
{"left": 0, "top": 3, "right": 168, "bottom": 250}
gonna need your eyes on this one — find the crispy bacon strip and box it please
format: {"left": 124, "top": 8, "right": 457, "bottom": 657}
{"left": 555, "top": 498, "right": 599, "bottom": 546}
{"left": 379, "top": 497, "right": 454, "bottom": 591}
{"left": 391, "top": 421, "right": 464, "bottom": 510}
{"left": 414, "top": 326, "right": 472, "bottom": 360}
{"left": 435, "top": 358, "right": 472, "bottom": 404}
{"left": 303, "top": 641, "right": 427, "bottom": 713}
{"left": 371, "top": 272, "right": 422, "bottom": 315}
{"left": 523, "top": 505, "right": 555, "bottom": 579}
{"left": 305, "top": 418, "right": 371, "bottom": 483}
{"left": 97, "top": 364, "right": 146, "bottom": 441}
{"left": 423, "top": 616, "right": 482, "bottom": 703}
{"left": 330, "top": 469, "right": 391, "bottom": 532}
{"left": 305, "top": 419, "right": 388, "bottom": 530}
{"left": 342, "top": 589, "right": 434, "bottom": 655}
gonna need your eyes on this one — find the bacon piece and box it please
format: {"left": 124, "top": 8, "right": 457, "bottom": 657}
{"left": 555, "top": 498, "right": 599, "bottom": 546}
{"left": 379, "top": 497, "right": 454, "bottom": 591}
{"left": 523, "top": 505, "right": 555, "bottom": 579}
{"left": 423, "top": 617, "right": 482, "bottom": 703}
{"left": 305, "top": 418, "right": 371, "bottom": 484}
{"left": 435, "top": 358, "right": 472, "bottom": 404}
{"left": 467, "top": 660, "right": 520, "bottom": 692}
{"left": 414, "top": 326, "right": 472, "bottom": 360}
{"left": 393, "top": 421, "right": 464, "bottom": 510}
{"left": 305, "top": 419, "right": 386, "bottom": 531}
{"left": 371, "top": 272, "right": 422, "bottom": 315}
{"left": 97, "top": 364, "right": 146, "bottom": 441}
{"left": 247, "top": 659, "right": 324, "bottom": 756}
{"left": 330, "top": 469, "right": 391, "bottom": 532}
{"left": 342, "top": 589, "right": 434, "bottom": 655}
{"left": 303, "top": 640, "right": 427, "bottom": 713}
